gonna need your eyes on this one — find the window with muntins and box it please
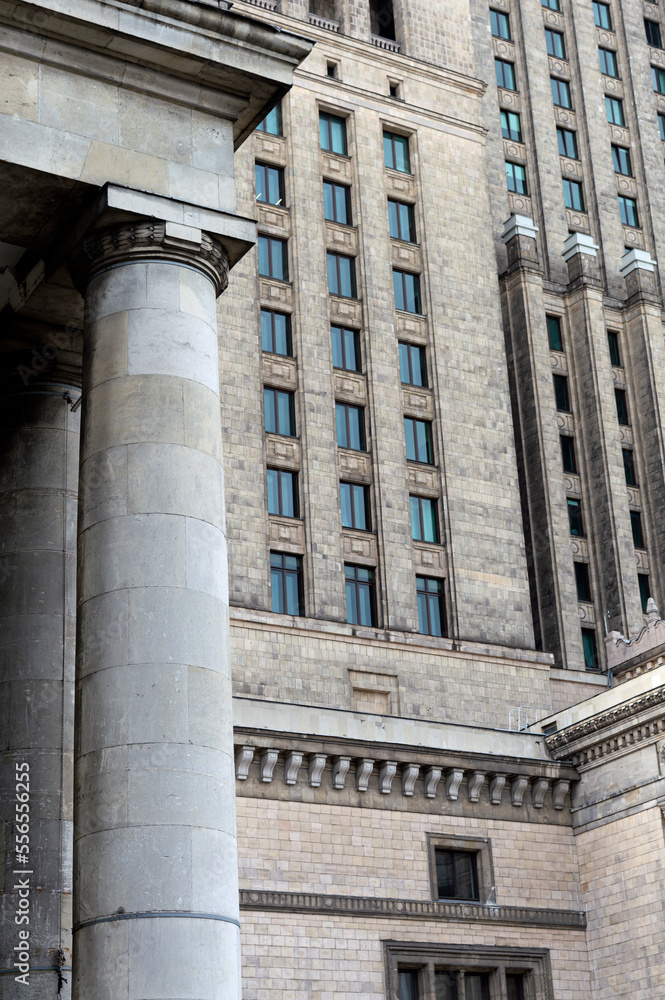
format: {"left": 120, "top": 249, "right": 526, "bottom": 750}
{"left": 267, "top": 468, "right": 298, "bottom": 518}
{"left": 593, "top": 1, "right": 611, "bottom": 29}
{"left": 410, "top": 496, "right": 439, "bottom": 543}
{"left": 340, "top": 482, "right": 370, "bottom": 531}
{"left": 435, "top": 849, "right": 479, "bottom": 900}
{"left": 323, "top": 181, "right": 352, "bottom": 224}
{"left": 319, "top": 111, "right": 347, "bottom": 154}
{"left": 575, "top": 562, "right": 592, "bottom": 602}
{"left": 270, "top": 552, "right": 303, "bottom": 615}
{"left": 404, "top": 418, "right": 434, "bottom": 464}
{"left": 605, "top": 96, "right": 625, "bottom": 125}
{"left": 255, "top": 162, "right": 284, "bottom": 205}
{"left": 345, "top": 564, "right": 376, "bottom": 626}
{"left": 505, "top": 161, "right": 527, "bottom": 194}
{"left": 327, "top": 252, "right": 357, "bottom": 297}
{"left": 261, "top": 310, "right": 292, "bottom": 356}
{"left": 563, "top": 178, "right": 584, "bottom": 211}
{"left": 551, "top": 77, "right": 572, "bottom": 108}
{"left": 652, "top": 66, "right": 665, "bottom": 93}
{"left": 336, "top": 402, "right": 366, "bottom": 450}
{"left": 557, "top": 127, "right": 578, "bottom": 158}
{"left": 542, "top": 0, "right": 560, "bottom": 10}
{"left": 645, "top": 19, "right": 663, "bottom": 47}
{"left": 612, "top": 145, "right": 632, "bottom": 175}
{"left": 390, "top": 944, "right": 553, "bottom": 1000}
{"left": 388, "top": 200, "right": 416, "bottom": 241}
{"left": 619, "top": 195, "right": 639, "bottom": 227}
{"left": 547, "top": 315, "right": 563, "bottom": 351}
{"left": 495, "top": 59, "right": 517, "bottom": 90}
{"left": 500, "top": 110, "right": 522, "bottom": 142}
{"left": 331, "top": 325, "right": 361, "bottom": 371}
{"left": 258, "top": 235, "right": 288, "bottom": 280}
{"left": 417, "top": 576, "right": 446, "bottom": 636}
{"left": 384, "top": 131, "right": 410, "bottom": 171}
{"left": 264, "top": 388, "right": 296, "bottom": 436}
{"left": 399, "top": 342, "right": 427, "bottom": 386}
{"left": 393, "top": 270, "right": 422, "bottom": 313}
{"left": 256, "top": 103, "right": 282, "bottom": 135}
{"left": 490, "top": 9, "right": 511, "bottom": 38}
{"left": 599, "top": 47, "right": 619, "bottom": 77}
{"left": 561, "top": 435, "right": 577, "bottom": 473}
{"left": 553, "top": 373, "right": 571, "bottom": 411}
{"left": 545, "top": 28, "right": 566, "bottom": 58}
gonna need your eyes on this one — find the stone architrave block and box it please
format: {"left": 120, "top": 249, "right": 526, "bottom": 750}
{"left": 445, "top": 768, "right": 464, "bottom": 801}
{"left": 308, "top": 753, "right": 327, "bottom": 787}
{"left": 379, "top": 761, "right": 397, "bottom": 794}
{"left": 284, "top": 751, "right": 303, "bottom": 785}
{"left": 552, "top": 779, "right": 570, "bottom": 810}
{"left": 235, "top": 746, "right": 254, "bottom": 780}
{"left": 424, "top": 766, "right": 442, "bottom": 798}
{"left": 260, "top": 749, "right": 279, "bottom": 783}
{"left": 511, "top": 775, "right": 528, "bottom": 807}
{"left": 401, "top": 763, "right": 420, "bottom": 796}
{"left": 489, "top": 774, "right": 506, "bottom": 805}
{"left": 532, "top": 777, "right": 549, "bottom": 808}
{"left": 355, "top": 758, "right": 374, "bottom": 792}
{"left": 467, "top": 771, "right": 485, "bottom": 802}
{"left": 332, "top": 756, "right": 351, "bottom": 789}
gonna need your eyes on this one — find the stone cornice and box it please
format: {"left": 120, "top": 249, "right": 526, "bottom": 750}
{"left": 238, "top": 890, "right": 586, "bottom": 929}
{"left": 545, "top": 686, "right": 665, "bottom": 762}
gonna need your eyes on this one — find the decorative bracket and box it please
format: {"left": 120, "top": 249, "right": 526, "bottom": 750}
{"left": 308, "top": 754, "right": 327, "bottom": 787}
{"left": 379, "top": 761, "right": 397, "bottom": 794}
{"left": 235, "top": 746, "right": 254, "bottom": 780}
{"left": 401, "top": 764, "right": 420, "bottom": 796}
{"left": 284, "top": 751, "right": 303, "bottom": 785}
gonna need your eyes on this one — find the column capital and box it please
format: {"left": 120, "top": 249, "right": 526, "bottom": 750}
{"left": 70, "top": 218, "right": 229, "bottom": 296}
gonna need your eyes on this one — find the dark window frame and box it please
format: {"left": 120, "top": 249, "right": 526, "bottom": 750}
{"left": 599, "top": 47, "right": 619, "bottom": 78}
{"left": 563, "top": 177, "right": 585, "bottom": 211}
{"left": 605, "top": 96, "right": 625, "bottom": 125}
{"left": 383, "top": 130, "right": 411, "bottom": 172}
{"left": 500, "top": 110, "right": 522, "bottom": 142}
{"left": 435, "top": 849, "right": 480, "bottom": 901}
{"left": 631, "top": 510, "right": 645, "bottom": 549}
{"left": 331, "top": 325, "right": 361, "bottom": 372}
{"left": 495, "top": 58, "right": 517, "bottom": 90}
{"left": 336, "top": 401, "right": 366, "bottom": 451}
{"left": 551, "top": 77, "right": 572, "bottom": 108}
{"left": 340, "top": 481, "right": 371, "bottom": 531}
{"left": 622, "top": 448, "right": 637, "bottom": 486}
{"left": 568, "top": 498, "right": 584, "bottom": 537}
{"left": 659, "top": 113, "right": 665, "bottom": 141}
{"left": 615, "top": 387, "right": 630, "bottom": 425}
{"left": 553, "top": 373, "right": 571, "bottom": 412}
{"left": 490, "top": 8, "right": 511, "bottom": 39}
{"left": 542, "top": 0, "right": 560, "bottom": 9}
{"left": 557, "top": 127, "right": 578, "bottom": 158}
{"left": 416, "top": 575, "right": 446, "bottom": 636}
{"left": 323, "top": 180, "right": 352, "bottom": 225}
{"left": 256, "top": 103, "right": 282, "bottom": 136}
{"left": 506, "top": 161, "right": 528, "bottom": 194}
{"left": 608, "top": 330, "right": 621, "bottom": 367}
{"left": 582, "top": 627, "right": 598, "bottom": 670}
{"left": 267, "top": 467, "right": 299, "bottom": 518}
{"left": 327, "top": 251, "right": 357, "bottom": 298}
{"left": 399, "top": 342, "right": 427, "bottom": 386}
{"left": 255, "top": 161, "right": 285, "bottom": 206}
{"left": 344, "top": 563, "right": 376, "bottom": 626}
{"left": 388, "top": 199, "right": 417, "bottom": 242}
{"left": 639, "top": 573, "right": 651, "bottom": 613}
{"left": 611, "top": 145, "right": 633, "bottom": 176}
{"left": 618, "top": 195, "right": 639, "bottom": 227}
{"left": 547, "top": 315, "right": 564, "bottom": 351}
{"left": 319, "top": 111, "right": 348, "bottom": 155}
{"left": 645, "top": 18, "right": 663, "bottom": 48}
{"left": 264, "top": 387, "right": 296, "bottom": 437}
{"left": 258, "top": 235, "right": 289, "bottom": 280}
{"left": 393, "top": 269, "right": 423, "bottom": 314}
{"left": 404, "top": 417, "right": 434, "bottom": 464}
{"left": 575, "top": 561, "right": 592, "bottom": 603}
{"left": 410, "top": 495, "right": 439, "bottom": 543}
{"left": 545, "top": 28, "right": 566, "bottom": 58}
{"left": 261, "top": 309, "right": 292, "bottom": 356}
{"left": 561, "top": 435, "right": 577, "bottom": 474}
{"left": 270, "top": 551, "right": 303, "bottom": 616}
{"left": 593, "top": 1, "right": 612, "bottom": 29}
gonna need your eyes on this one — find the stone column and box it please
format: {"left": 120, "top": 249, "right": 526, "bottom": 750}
{"left": 70, "top": 220, "right": 239, "bottom": 999}
{"left": 0, "top": 350, "right": 81, "bottom": 997}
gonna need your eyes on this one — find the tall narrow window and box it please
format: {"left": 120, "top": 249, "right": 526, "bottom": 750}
{"left": 255, "top": 162, "right": 284, "bottom": 205}
{"left": 495, "top": 59, "right": 517, "bottom": 90}
{"left": 319, "top": 111, "right": 347, "bottom": 154}
{"left": 612, "top": 145, "right": 632, "bottom": 176}
{"left": 256, "top": 103, "right": 282, "bottom": 135}
{"left": 659, "top": 113, "right": 665, "bottom": 140}
{"left": 622, "top": 448, "right": 637, "bottom": 486}
{"left": 340, "top": 482, "right": 370, "bottom": 530}
{"left": 582, "top": 627, "right": 598, "bottom": 669}
{"left": 638, "top": 573, "right": 651, "bottom": 612}
{"left": 490, "top": 9, "right": 511, "bottom": 39}
{"left": 506, "top": 975, "right": 526, "bottom": 1000}
{"left": 410, "top": 496, "right": 439, "bottom": 543}
{"left": 631, "top": 510, "right": 645, "bottom": 548}
{"left": 615, "top": 388, "right": 629, "bottom": 425}
{"left": 568, "top": 498, "right": 584, "bottom": 536}
{"left": 397, "top": 971, "right": 419, "bottom": 1000}
{"left": 557, "top": 127, "right": 578, "bottom": 158}
{"left": 264, "top": 388, "right": 296, "bottom": 436}
{"left": 270, "top": 552, "right": 303, "bottom": 615}
{"left": 383, "top": 131, "right": 410, "bottom": 172}
{"left": 547, "top": 315, "right": 563, "bottom": 351}
{"left": 323, "top": 181, "right": 352, "bottom": 224}
{"left": 327, "top": 252, "right": 357, "bottom": 297}
{"left": 331, "top": 326, "right": 361, "bottom": 371}
{"left": 605, "top": 96, "right": 625, "bottom": 125}
{"left": 618, "top": 195, "right": 639, "bottom": 227}
{"left": 393, "top": 270, "right": 422, "bottom": 313}
{"left": 593, "top": 1, "right": 612, "bottom": 29}
{"left": 267, "top": 468, "right": 298, "bottom": 517}
{"left": 563, "top": 178, "right": 584, "bottom": 211}
{"left": 506, "top": 161, "right": 527, "bottom": 194}
{"left": 575, "top": 562, "right": 592, "bottom": 602}
{"left": 599, "top": 47, "right": 619, "bottom": 77}
{"left": 608, "top": 330, "right": 621, "bottom": 366}
{"left": 336, "top": 402, "right": 366, "bottom": 450}
{"left": 345, "top": 564, "right": 376, "bottom": 626}
{"left": 261, "top": 310, "right": 292, "bottom": 356}
{"left": 258, "top": 236, "right": 288, "bottom": 280}
{"left": 545, "top": 28, "right": 566, "bottom": 58}
{"left": 369, "top": 0, "right": 395, "bottom": 39}
{"left": 561, "top": 435, "right": 577, "bottom": 473}
{"left": 551, "top": 78, "right": 572, "bottom": 108}
{"left": 553, "top": 374, "right": 571, "bottom": 412}
{"left": 417, "top": 576, "right": 446, "bottom": 636}
{"left": 435, "top": 849, "right": 479, "bottom": 900}
{"left": 645, "top": 19, "right": 662, "bottom": 47}
{"left": 404, "top": 418, "right": 434, "bottom": 464}
{"left": 500, "top": 110, "right": 522, "bottom": 142}
{"left": 399, "top": 342, "right": 427, "bottom": 386}
{"left": 388, "top": 200, "right": 416, "bottom": 241}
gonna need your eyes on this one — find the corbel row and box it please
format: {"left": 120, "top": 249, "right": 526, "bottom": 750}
{"left": 234, "top": 746, "right": 570, "bottom": 810}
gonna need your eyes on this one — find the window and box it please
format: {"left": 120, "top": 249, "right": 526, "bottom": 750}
{"left": 264, "top": 388, "right": 296, "bottom": 436}
{"left": 495, "top": 58, "right": 517, "bottom": 90}
{"left": 623, "top": 448, "right": 637, "bottom": 485}
{"left": 557, "top": 127, "right": 578, "bottom": 158}
{"left": 256, "top": 103, "right": 282, "bottom": 135}
{"left": 326, "top": 61, "right": 338, "bottom": 78}
{"left": 389, "top": 81, "right": 401, "bottom": 99}
{"left": 605, "top": 96, "right": 625, "bottom": 125}
{"left": 258, "top": 236, "right": 288, "bottom": 280}
{"left": 336, "top": 402, "right": 366, "bottom": 450}
{"left": 261, "top": 310, "right": 292, "bottom": 356}
{"left": 345, "top": 564, "right": 376, "bottom": 626}
{"left": 553, "top": 373, "right": 571, "bottom": 412}
{"left": 370, "top": 0, "right": 396, "bottom": 39}
{"left": 267, "top": 468, "right": 298, "bottom": 518}
{"left": 505, "top": 161, "right": 527, "bottom": 194}
{"left": 575, "top": 562, "right": 592, "bottom": 602}
{"left": 653, "top": 66, "right": 665, "bottom": 92}
{"left": 327, "top": 252, "right": 357, "bottom": 297}
{"left": 388, "top": 200, "right": 416, "bottom": 242}
{"left": 490, "top": 9, "right": 511, "bottom": 39}
{"left": 270, "top": 552, "right": 303, "bottom": 615}
{"left": 561, "top": 435, "right": 577, "bottom": 473}
{"left": 319, "top": 111, "right": 347, "bottom": 154}
{"left": 435, "top": 849, "right": 479, "bottom": 900}
{"left": 563, "top": 178, "right": 584, "bottom": 211}
{"left": 568, "top": 498, "right": 584, "bottom": 536}
{"left": 619, "top": 195, "right": 639, "bottom": 227}
{"left": 612, "top": 145, "right": 632, "bottom": 176}
{"left": 384, "top": 131, "right": 410, "bottom": 172}
{"left": 417, "top": 576, "right": 446, "bottom": 636}
{"left": 323, "top": 181, "right": 352, "bottom": 224}
{"left": 542, "top": 0, "right": 560, "bottom": 9}
{"left": 547, "top": 315, "right": 563, "bottom": 351}
{"left": 399, "top": 342, "right": 427, "bottom": 386}
{"left": 582, "top": 627, "right": 598, "bottom": 670}
{"left": 593, "top": 1, "right": 611, "bottom": 29}
{"left": 404, "top": 418, "right": 434, "bottom": 464}
{"left": 393, "top": 270, "right": 422, "bottom": 313}
{"left": 331, "top": 326, "right": 361, "bottom": 371}
{"left": 645, "top": 19, "right": 663, "bottom": 47}
{"left": 659, "top": 113, "right": 665, "bottom": 140}
{"left": 608, "top": 330, "right": 621, "bottom": 366}
{"left": 551, "top": 77, "right": 572, "bottom": 108}
{"left": 639, "top": 573, "right": 651, "bottom": 613}
{"left": 397, "top": 971, "right": 418, "bottom": 1000}
{"left": 410, "top": 496, "right": 439, "bottom": 543}
{"left": 501, "top": 110, "right": 522, "bottom": 142}
{"left": 599, "top": 47, "right": 619, "bottom": 77}
{"left": 545, "top": 28, "right": 566, "bottom": 58}
{"left": 506, "top": 975, "right": 526, "bottom": 1000}
{"left": 255, "top": 162, "right": 284, "bottom": 205}
{"left": 615, "top": 387, "right": 629, "bottom": 424}
{"left": 340, "top": 482, "right": 370, "bottom": 531}
{"left": 631, "top": 510, "right": 645, "bottom": 548}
